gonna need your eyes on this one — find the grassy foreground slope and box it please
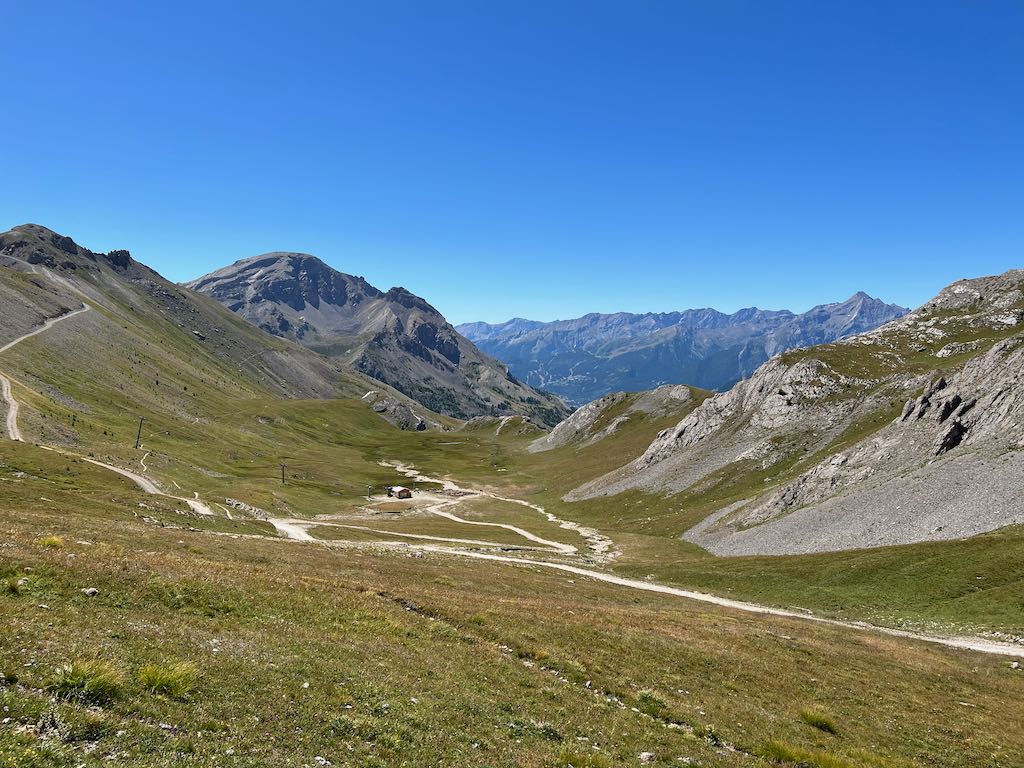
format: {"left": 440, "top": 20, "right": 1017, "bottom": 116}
{"left": 3, "top": 442, "right": 1024, "bottom": 768}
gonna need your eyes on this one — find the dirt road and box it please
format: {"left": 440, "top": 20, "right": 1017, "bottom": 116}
{"left": 0, "top": 305, "right": 90, "bottom": 441}
{"left": 1, "top": 304, "right": 213, "bottom": 516}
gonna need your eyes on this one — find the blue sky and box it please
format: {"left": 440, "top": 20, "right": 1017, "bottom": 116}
{"left": 2, "top": 1, "right": 1021, "bottom": 324}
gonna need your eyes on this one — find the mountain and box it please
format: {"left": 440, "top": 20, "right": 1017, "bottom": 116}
{"left": 457, "top": 294, "right": 908, "bottom": 404}
{"left": 186, "top": 253, "right": 569, "bottom": 425}
{"left": 0, "top": 223, "right": 467, "bottom": 472}
{"left": 0, "top": 225, "right": 348, "bottom": 401}
{"left": 562, "top": 269, "right": 1024, "bottom": 556}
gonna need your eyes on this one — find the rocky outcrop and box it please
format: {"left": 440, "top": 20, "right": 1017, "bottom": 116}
{"left": 458, "top": 293, "right": 907, "bottom": 405}
{"left": 531, "top": 384, "right": 695, "bottom": 453}
{"left": 569, "top": 270, "right": 1024, "bottom": 555}
{"left": 361, "top": 390, "right": 443, "bottom": 431}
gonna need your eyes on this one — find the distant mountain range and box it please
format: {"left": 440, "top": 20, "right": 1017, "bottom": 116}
{"left": 458, "top": 293, "right": 908, "bottom": 404}
{"left": 188, "top": 253, "right": 569, "bottom": 425}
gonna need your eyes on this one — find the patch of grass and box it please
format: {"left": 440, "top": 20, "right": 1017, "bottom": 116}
{"left": 36, "top": 705, "right": 110, "bottom": 744}
{"left": 47, "top": 660, "right": 123, "bottom": 705}
{"left": 139, "top": 661, "right": 199, "bottom": 699}
{"left": 799, "top": 708, "right": 838, "bottom": 734}
{"left": 758, "top": 740, "right": 854, "bottom": 767}
{"left": 3, "top": 577, "right": 24, "bottom": 595}
{"left": 2, "top": 490, "right": 1022, "bottom": 767}
{"left": 694, "top": 723, "right": 723, "bottom": 746}
{"left": 38, "top": 536, "right": 64, "bottom": 549}
{"left": 636, "top": 689, "right": 667, "bottom": 718}
{"left": 554, "top": 745, "right": 615, "bottom": 767}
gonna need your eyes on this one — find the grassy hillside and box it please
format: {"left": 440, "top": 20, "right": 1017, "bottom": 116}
{"left": 2, "top": 442, "right": 1023, "bottom": 768}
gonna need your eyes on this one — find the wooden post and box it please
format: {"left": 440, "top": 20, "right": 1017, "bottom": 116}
{"left": 280, "top": 463, "right": 286, "bottom": 485}
{"left": 134, "top": 417, "right": 144, "bottom": 449}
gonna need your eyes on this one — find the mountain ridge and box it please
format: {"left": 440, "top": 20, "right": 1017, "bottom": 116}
{"left": 458, "top": 293, "right": 908, "bottom": 404}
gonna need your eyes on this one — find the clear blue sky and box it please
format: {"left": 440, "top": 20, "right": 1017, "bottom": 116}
{"left": 2, "top": 1, "right": 1021, "bottom": 324}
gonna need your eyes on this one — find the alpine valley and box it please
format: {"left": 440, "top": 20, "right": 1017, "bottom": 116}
{"left": 1, "top": 223, "right": 1022, "bottom": 768}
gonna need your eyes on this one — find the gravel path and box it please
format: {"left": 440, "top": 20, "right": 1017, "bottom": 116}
{"left": 380, "top": 460, "right": 615, "bottom": 561}
{"left": 1, "top": 303, "right": 215, "bottom": 517}
{"left": 416, "top": 547, "right": 1023, "bottom": 658}
{"left": 0, "top": 305, "right": 90, "bottom": 441}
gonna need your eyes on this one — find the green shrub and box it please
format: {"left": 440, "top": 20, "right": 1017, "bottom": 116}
{"left": 139, "top": 661, "right": 199, "bottom": 699}
{"left": 48, "top": 660, "right": 123, "bottom": 704}
{"left": 695, "top": 723, "right": 723, "bottom": 746}
{"left": 39, "top": 536, "right": 64, "bottom": 549}
{"left": 800, "top": 708, "right": 838, "bottom": 734}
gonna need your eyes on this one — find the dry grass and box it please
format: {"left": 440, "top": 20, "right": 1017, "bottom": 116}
{"left": 799, "top": 708, "right": 838, "bottom": 735}
{"left": 139, "top": 661, "right": 199, "bottom": 699}
{"left": 47, "top": 660, "right": 123, "bottom": 705}
{"left": 2, "top": 479, "right": 1022, "bottom": 767}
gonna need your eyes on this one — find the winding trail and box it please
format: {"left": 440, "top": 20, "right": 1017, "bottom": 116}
{"left": 264, "top": 520, "right": 1024, "bottom": 658}
{"left": 414, "top": 547, "right": 1024, "bottom": 658}
{"left": 1, "top": 375, "right": 20, "bottom": 442}
{"left": 81, "top": 455, "right": 161, "bottom": 494}
{"left": 0, "top": 305, "right": 90, "bottom": 441}
{"left": 269, "top": 519, "right": 316, "bottom": 541}
{"left": 327, "top": 460, "right": 1021, "bottom": 660}
{"left": 425, "top": 506, "right": 576, "bottom": 554}
{"left": 1, "top": 304, "right": 213, "bottom": 517}
{"left": 295, "top": 519, "right": 527, "bottom": 548}
{"left": 0, "top": 305, "right": 91, "bottom": 356}
{"left": 379, "top": 460, "right": 615, "bottom": 560}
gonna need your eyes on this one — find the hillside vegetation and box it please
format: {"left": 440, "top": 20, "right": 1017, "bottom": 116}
{"left": 567, "top": 270, "right": 1024, "bottom": 556}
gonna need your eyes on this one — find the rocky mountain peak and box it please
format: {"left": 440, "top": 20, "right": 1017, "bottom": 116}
{"left": 384, "top": 286, "right": 439, "bottom": 314}
{"left": 0, "top": 223, "right": 137, "bottom": 273}
{"left": 189, "top": 253, "right": 570, "bottom": 425}
{"left": 566, "top": 269, "right": 1024, "bottom": 557}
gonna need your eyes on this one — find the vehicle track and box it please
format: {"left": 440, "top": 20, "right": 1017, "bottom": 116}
{"left": 1, "top": 304, "right": 213, "bottom": 516}
{"left": 0, "top": 305, "right": 90, "bottom": 441}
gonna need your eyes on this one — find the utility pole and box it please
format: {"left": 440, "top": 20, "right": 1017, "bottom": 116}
{"left": 280, "top": 463, "right": 286, "bottom": 485}
{"left": 134, "top": 417, "right": 144, "bottom": 449}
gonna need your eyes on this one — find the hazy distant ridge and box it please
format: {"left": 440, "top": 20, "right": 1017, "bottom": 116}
{"left": 458, "top": 293, "right": 908, "bottom": 404}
